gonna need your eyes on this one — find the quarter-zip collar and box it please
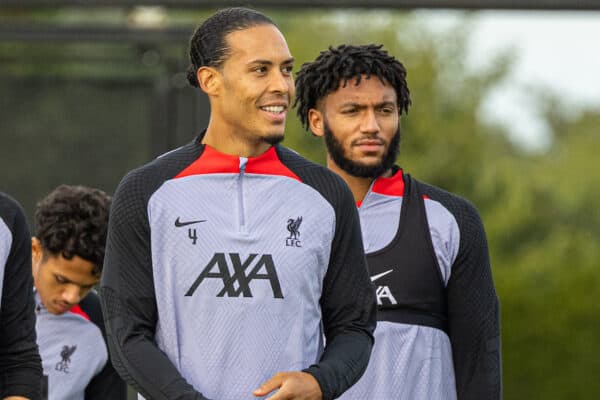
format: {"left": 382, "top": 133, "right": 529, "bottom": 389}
{"left": 175, "top": 144, "right": 300, "bottom": 181}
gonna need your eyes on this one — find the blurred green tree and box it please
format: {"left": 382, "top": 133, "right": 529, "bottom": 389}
{"left": 280, "top": 10, "right": 600, "bottom": 400}
{"left": 1, "top": 8, "right": 598, "bottom": 400}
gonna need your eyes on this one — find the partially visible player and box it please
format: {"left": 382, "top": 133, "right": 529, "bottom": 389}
{"left": 295, "top": 44, "right": 502, "bottom": 399}
{"left": 0, "top": 192, "right": 42, "bottom": 400}
{"left": 32, "top": 185, "right": 126, "bottom": 400}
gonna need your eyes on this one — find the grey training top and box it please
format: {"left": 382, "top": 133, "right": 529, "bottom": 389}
{"left": 340, "top": 168, "right": 501, "bottom": 400}
{"left": 36, "top": 290, "right": 127, "bottom": 400}
{"left": 101, "top": 134, "right": 377, "bottom": 400}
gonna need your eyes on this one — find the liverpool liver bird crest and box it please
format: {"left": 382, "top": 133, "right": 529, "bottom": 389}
{"left": 287, "top": 217, "right": 302, "bottom": 240}
{"left": 55, "top": 345, "right": 77, "bottom": 373}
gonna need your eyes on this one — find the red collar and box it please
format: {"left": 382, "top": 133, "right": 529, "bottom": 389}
{"left": 176, "top": 145, "right": 300, "bottom": 181}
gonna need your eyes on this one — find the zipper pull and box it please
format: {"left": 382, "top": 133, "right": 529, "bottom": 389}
{"left": 239, "top": 157, "right": 248, "bottom": 173}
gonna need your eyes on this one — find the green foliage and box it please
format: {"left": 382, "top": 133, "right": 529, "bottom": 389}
{"left": 278, "top": 10, "right": 600, "bottom": 399}
{"left": 1, "top": 8, "right": 598, "bottom": 399}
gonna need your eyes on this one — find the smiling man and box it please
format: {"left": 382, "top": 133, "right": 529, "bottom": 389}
{"left": 32, "top": 185, "right": 126, "bottom": 400}
{"left": 295, "top": 44, "right": 502, "bottom": 400}
{"left": 100, "top": 7, "right": 376, "bottom": 400}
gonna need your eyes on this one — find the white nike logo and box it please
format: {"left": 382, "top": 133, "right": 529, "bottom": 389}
{"left": 370, "top": 269, "right": 394, "bottom": 282}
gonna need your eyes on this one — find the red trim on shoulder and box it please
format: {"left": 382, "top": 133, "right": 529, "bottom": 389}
{"left": 245, "top": 147, "right": 301, "bottom": 181}
{"left": 371, "top": 168, "right": 405, "bottom": 197}
{"left": 69, "top": 304, "right": 90, "bottom": 321}
{"left": 174, "top": 145, "right": 301, "bottom": 181}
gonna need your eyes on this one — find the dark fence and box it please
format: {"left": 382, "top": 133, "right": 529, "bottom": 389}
{"left": 0, "top": 32, "right": 209, "bottom": 224}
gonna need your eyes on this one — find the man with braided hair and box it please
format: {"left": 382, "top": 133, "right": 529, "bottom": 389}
{"left": 32, "top": 185, "right": 126, "bottom": 399}
{"left": 295, "top": 44, "right": 502, "bottom": 400}
{"left": 101, "top": 7, "right": 376, "bottom": 400}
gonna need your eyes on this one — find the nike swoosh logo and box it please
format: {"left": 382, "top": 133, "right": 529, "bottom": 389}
{"left": 174, "top": 217, "right": 207, "bottom": 227}
{"left": 370, "top": 269, "right": 393, "bottom": 282}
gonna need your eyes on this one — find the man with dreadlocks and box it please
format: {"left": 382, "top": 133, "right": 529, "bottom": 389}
{"left": 295, "top": 44, "right": 502, "bottom": 400}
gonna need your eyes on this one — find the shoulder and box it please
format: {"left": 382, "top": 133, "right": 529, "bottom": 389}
{"left": 38, "top": 298, "right": 105, "bottom": 343}
{"left": 414, "top": 178, "right": 483, "bottom": 225}
{"left": 275, "top": 146, "right": 354, "bottom": 207}
{"left": 0, "top": 191, "right": 20, "bottom": 212}
{"left": 113, "top": 140, "right": 204, "bottom": 208}
{"left": 413, "top": 178, "right": 488, "bottom": 252}
{"left": 275, "top": 146, "right": 343, "bottom": 182}
{"left": 0, "top": 192, "right": 25, "bottom": 228}
{"left": 0, "top": 192, "right": 29, "bottom": 258}
{"left": 77, "top": 291, "right": 106, "bottom": 336}
{"left": 116, "top": 140, "right": 204, "bottom": 193}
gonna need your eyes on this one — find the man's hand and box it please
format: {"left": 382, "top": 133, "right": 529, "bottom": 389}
{"left": 253, "top": 371, "right": 322, "bottom": 400}
{"left": 4, "top": 397, "right": 30, "bottom": 400}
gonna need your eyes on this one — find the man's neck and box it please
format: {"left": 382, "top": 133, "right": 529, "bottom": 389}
{"left": 202, "top": 121, "right": 271, "bottom": 158}
{"left": 326, "top": 159, "right": 369, "bottom": 203}
{"left": 327, "top": 157, "right": 394, "bottom": 203}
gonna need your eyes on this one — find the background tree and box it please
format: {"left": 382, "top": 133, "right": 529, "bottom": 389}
{"left": 1, "top": 8, "right": 598, "bottom": 399}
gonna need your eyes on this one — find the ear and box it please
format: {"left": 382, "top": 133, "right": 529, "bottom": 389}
{"left": 197, "top": 66, "right": 221, "bottom": 96}
{"left": 308, "top": 108, "right": 325, "bottom": 137}
{"left": 31, "top": 237, "right": 43, "bottom": 275}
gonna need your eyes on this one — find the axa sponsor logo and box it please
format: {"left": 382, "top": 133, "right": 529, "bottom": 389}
{"left": 370, "top": 269, "right": 398, "bottom": 306}
{"left": 186, "top": 253, "right": 284, "bottom": 299}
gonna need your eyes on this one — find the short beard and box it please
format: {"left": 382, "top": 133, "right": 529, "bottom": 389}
{"left": 262, "top": 133, "right": 285, "bottom": 146}
{"left": 323, "top": 120, "right": 400, "bottom": 178}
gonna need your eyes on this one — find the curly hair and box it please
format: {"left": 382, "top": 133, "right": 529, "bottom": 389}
{"left": 294, "top": 44, "right": 411, "bottom": 130}
{"left": 186, "top": 7, "right": 276, "bottom": 87}
{"left": 34, "top": 185, "right": 111, "bottom": 276}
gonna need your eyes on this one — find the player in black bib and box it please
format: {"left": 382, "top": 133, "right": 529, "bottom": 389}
{"left": 295, "top": 44, "right": 502, "bottom": 400}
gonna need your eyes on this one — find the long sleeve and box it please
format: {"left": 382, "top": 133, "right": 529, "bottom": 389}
{"left": 303, "top": 177, "right": 377, "bottom": 400}
{"left": 85, "top": 362, "right": 128, "bottom": 400}
{"left": 0, "top": 194, "right": 42, "bottom": 399}
{"left": 100, "top": 170, "right": 208, "bottom": 400}
{"left": 79, "top": 292, "right": 128, "bottom": 400}
{"left": 447, "top": 199, "right": 502, "bottom": 400}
